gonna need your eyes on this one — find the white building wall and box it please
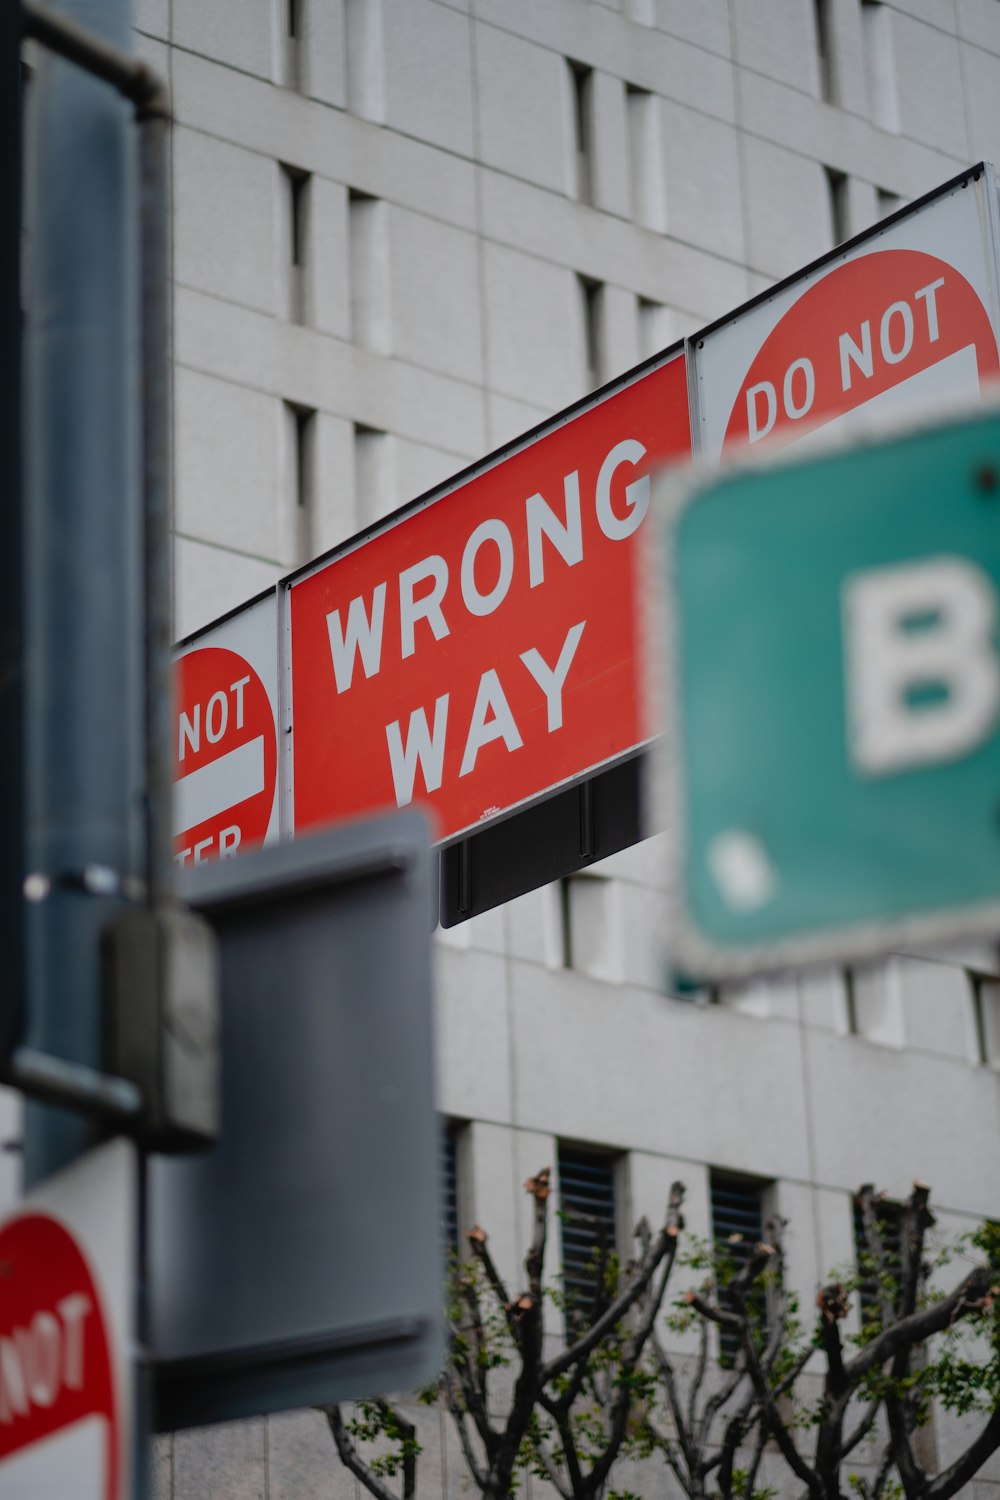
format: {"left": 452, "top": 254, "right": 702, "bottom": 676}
{"left": 132, "top": 1, "right": 1000, "bottom": 1494}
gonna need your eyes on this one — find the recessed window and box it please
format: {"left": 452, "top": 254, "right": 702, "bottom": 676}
{"left": 280, "top": 164, "right": 310, "bottom": 324}
{"left": 280, "top": 0, "right": 304, "bottom": 91}
{"left": 441, "top": 1119, "right": 465, "bottom": 1264}
{"left": 972, "top": 975, "right": 1000, "bottom": 1068}
{"left": 348, "top": 190, "right": 391, "bottom": 354}
{"left": 825, "top": 166, "right": 848, "bottom": 245}
{"left": 283, "top": 401, "right": 315, "bottom": 564}
{"left": 853, "top": 1191, "right": 903, "bottom": 1330}
{"left": 568, "top": 60, "right": 593, "bottom": 204}
{"left": 813, "top": 0, "right": 834, "bottom": 101}
{"left": 578, "top": 275, "right": 604, "bottom": 391}
{"left": 558, "top": 1143, "right": 618, "bottom": 1330}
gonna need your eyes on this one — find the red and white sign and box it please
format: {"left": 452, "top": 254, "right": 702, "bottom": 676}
{"left": 694, "top": 168, "right": 1000, "bottom": 459}
{"left": 0, "top": 1142, "right": 134, "bottom": 1500}
{"left": 173, "top": 595, "right": 279, "bottom": 866}
{"left": 288, "top": 354, "right": 690, "bottom": 843}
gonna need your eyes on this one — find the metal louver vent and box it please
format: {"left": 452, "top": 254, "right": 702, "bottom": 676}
{"left": 710, "top": 1173, "right": 765, "bottom": 1364}
{"left": 442, "top": 1122, "right": 460, "bottom": 1262}
{"left": 558, "top": 1145, "right": 617, "bottom": 1327}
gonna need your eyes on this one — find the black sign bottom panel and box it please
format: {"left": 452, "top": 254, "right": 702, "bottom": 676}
{"left": 439, "top": 753, "right": 646, "bottom": 927}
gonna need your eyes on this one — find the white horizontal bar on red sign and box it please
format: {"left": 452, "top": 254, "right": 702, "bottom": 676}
{"left": 172, "top": 737, "right": 266, "bottom": 836}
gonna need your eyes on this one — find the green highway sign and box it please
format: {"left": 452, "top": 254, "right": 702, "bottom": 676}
{"left": 657, "top": 403, "right": 1000, "bottom": 978}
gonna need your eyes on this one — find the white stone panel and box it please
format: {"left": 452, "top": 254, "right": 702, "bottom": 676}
{"left": 465, "top": 1121, "right": 521, "bottom": 1288}
{"left": 393, "top": 437, "right": 471, "bottom": 510}
{"left": 732, "top": 0, "right": 821, "bottom": 92}
{"left": 891, "top": 12, "right": 969, "bottom": 159}
{"left": 170, "top": 51, "right": 478, "bottom": 233}
{"left": 172, "top": 0, "right": 276, "bottom": 79}
{"left": 961, "top": 42, "right": 1000, "bottom": 166}
{"left": 173, "top": 129, "right": 278, "bottom": 316}
{"left": 482, "top": 243, "right": 585, "bottom": 412}
{"left": 307, "top": 411, "right": 355, "bottom": 557}
{"left": 741, "top": 136, "right": 831, "bottom": 279}
{"left": 626, "top": 1154, "right": 712, "bottom": 1355}
{"left": 134, "top": 0, "right": 168, "bottom": 39}
{"left": 174, "top": 368, "right": 283, "bottom": 559}
{"left": 822, "top": 0, "right": 869, "bottom": 113}
{"left": 773, "top": 1179, "right": 820, "bottom": 1330}
{"left": 804, "top": 1029, "right": 1000, "bottom": 1217}
{"left": 382, "top": 0, "right": 475, "bottom": 156}
{"left": 307, "top": 178, "right": 351, "bottom": 342}
{"left": 435, "top": 947, "right": 512, "bottom": 1125}
{"left": 299, "top": 0, "right": 347, "bottom": 109}
{"left": 798, "top": 965, "right": 851, "bottom": 1034}
{"left": 654, "top": 0, "right": 730, "bottom": 56}
{"left": 590, "top": 71, "right": 631, "bottom": 218}
{"left": 485, "top": 392, "right": 551, "bottom": 450}
{"left": 659, "top": 97, "right": 745, "bottom": 263}
{"left": 173, "top": 538, "right": 281, "bottom": 641}
{"left": 891, "top": 957, "right": 979, "bottom": 1063}
{"left": 474, "top": 22, "right": 573, "bottom": 194}
{"left": 957, "top": 0, "right": 1000, "bottom": 52}
{"left": 508, "top": 963, "right": 813, "bottom": 1180}
{"left": 476, "top": 0, "right": 737, "bottom": 124}
{"left": 598, "top": 284, "right": 641, "bottom": 379}
{"left": 388, "top": 208, "right": 483, "bottom": 384}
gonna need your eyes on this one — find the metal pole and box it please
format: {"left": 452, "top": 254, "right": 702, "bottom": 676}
{"left": 22, "top": 0, "right": 144, "bottom": 1185}
{"left": 0, "top": 5, "right": 25, "bottom": 1070}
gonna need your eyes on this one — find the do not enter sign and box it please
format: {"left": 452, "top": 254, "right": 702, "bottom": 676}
{"left": 0, "top": 1213, "right": 121, "bottom": 1500}
{"left": 173, "top": 646, "right": 278, "bottom": 867}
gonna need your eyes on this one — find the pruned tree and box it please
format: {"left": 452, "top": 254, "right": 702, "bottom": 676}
{"left": 323, "top": 1167, "right": 688, "bottom": 1500}
{"left": 657, "top": 1181, "right": 1000, "bottom": 1500}
{"left": 641, "top": 1210, "right": 813, "bottom": 1499}
{"left": 320, "top": 1178, "right": 1000, "bottom": 1500}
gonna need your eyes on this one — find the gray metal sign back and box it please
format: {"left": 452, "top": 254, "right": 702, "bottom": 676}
{"left": 149, "top": 811, "right": 442, "bottom": 1430}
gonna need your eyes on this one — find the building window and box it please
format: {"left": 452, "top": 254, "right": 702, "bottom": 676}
{"left": 280, "top": 164, "right": 310, "bottom": 324}
{"left": 279, "top": 0, "right": 304, "bottom": 91}
{"left": 853, "top": 1191, "right": 903, "bottom": 1330}
{"left": 825, "top": 166, "right": 848, "bottom": 245}
{"left": 567, "top": 60, "right": 593, "bottom": 204}
{"left": 441, "top": 1119, "right": 464, "bottom": 1263}
{"left": 558, "top": 1144, "right": 618, "bottom": 1329}
{"left": 283, "top": 401, "right": 315, "bottom": 564}
{"left": 710, "top": 1171, "right": 767, "bottom": 1365}
{"left": 972, "top": 975, "right": 1000, "bottom": 1068}
{"left": 578, "top": 274, "right": 604, "bottom": 390}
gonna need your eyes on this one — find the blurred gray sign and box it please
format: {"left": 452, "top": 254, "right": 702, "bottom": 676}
{"left": 149, "top": 811, "right": 442, "bottom": 1431}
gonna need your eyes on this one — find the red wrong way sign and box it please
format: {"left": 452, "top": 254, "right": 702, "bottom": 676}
{"left": 0, "top": 1213, "right": 120, "bottom": 1499}
{"left": 288, "top": 353, "right": 690, "bottom": 844}
{"left": 173, "top": 645, "right": 278, "bottom": 866}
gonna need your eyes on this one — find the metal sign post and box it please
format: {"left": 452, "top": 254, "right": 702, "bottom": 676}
{"left": 655, "top": 401, "right": 1000, "bottom": 979}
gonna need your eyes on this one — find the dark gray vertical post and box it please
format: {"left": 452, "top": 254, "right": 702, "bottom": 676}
{"left": 0, "top": 6, "right": 25, "bottom": 1068}
{"left": 23, "top": 0, "right": 144, "bottom": 1185}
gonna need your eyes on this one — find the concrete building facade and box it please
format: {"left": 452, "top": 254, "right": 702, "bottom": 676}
{"left": 128, "top": 0, "right": 1000, "bottom": 1494}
